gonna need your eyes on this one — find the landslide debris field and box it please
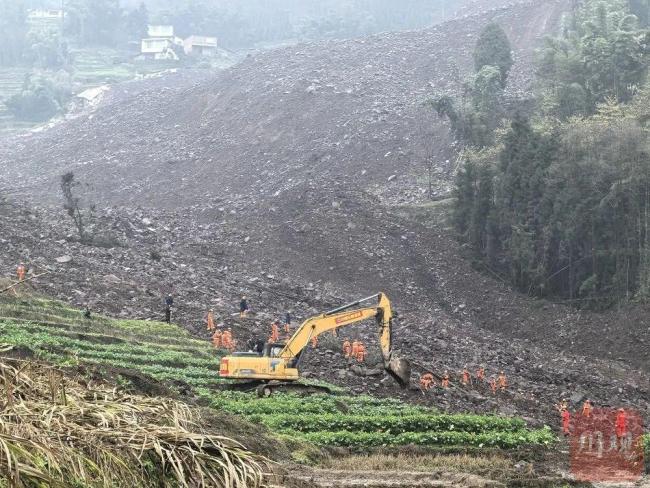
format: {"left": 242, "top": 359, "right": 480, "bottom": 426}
{"left": 0, "top": 0, "right": 649, "bottom": 482}
{"left": 0, "top": 291, "right": 566, "bottom": 487}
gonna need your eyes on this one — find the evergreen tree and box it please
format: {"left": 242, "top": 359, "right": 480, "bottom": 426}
{"left": 473, "top": 23, "right": 514, "bottom": 87}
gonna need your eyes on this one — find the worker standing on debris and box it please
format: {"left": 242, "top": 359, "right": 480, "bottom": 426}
{"left": 311, "top": 335, "right": 318, "bottom": 348}
{"left": 441, "top": 371, "right": 450, "bottom": 388}
{"left": 561, "top": 409, "right": 571, "bottom": 436}
{"left": 489, "top": 376, "right": 497, "bottom": 394}
{"left": 420, "top": 373, "right": 434, "bottom": 391}
{"left": 461, "top": 365, "right": 471, "bottom": 386}
{"left": 342, "top": 339, "right": 352, "bottom": 358}
{"left": 356, "top": 343, "right": 366, "bottom": 363}
{"left": 211, "top": 330, "right": 222, "bottom": 348}
{"left": 221, "top": 329, "right": 231, "bottom": 350}
{"left": 476, "top": 366, "right": 485, "bottom": 382}
{"left": 581, "top": 399, "right": 592, "bottom": 418}
{"left": 615, "top": 408, "right": 627, "bottom": 441}
{"left": 239, "top": 296, "right": 249, "bottom": 318}
{"left": 351, "top": 340, "right": 360, "bottom": 358}
{"left": 164, "top": 294, "right": 173, "bottom": 323}
{"left": 16, "top": 262, "right": 26, "bottom": 281}
{"left": 270, "top": 321, "right": 280, "bottom": 342}
{"left": 284, "top": 312, "right": 292, "bottom": 333}
{"left": 205, "top": 309, "right": 216, "bottom": 331}
{"left": 497, "top": 370, "right": 507, "bottom": 391}
{"left": 555, "top": 399, "right": 568, "bottom": 413}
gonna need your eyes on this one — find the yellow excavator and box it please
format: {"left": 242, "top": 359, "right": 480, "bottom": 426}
{"left": 219, "top": 292, "right": 411, "bottom": 396}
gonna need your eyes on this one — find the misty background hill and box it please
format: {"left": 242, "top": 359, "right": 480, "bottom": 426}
{"left": 22, "top": 0, "right": 470, "bottom": 49}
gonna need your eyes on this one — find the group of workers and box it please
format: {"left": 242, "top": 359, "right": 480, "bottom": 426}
{"left": 556, "top": 399, "right": 629, "bottom": 441}
{"left": 211, "top": 328, "right": 235, "bottom": 351}
{"left": 419, "top": 365, "right": 508, "bottom": 393}
{"left": 342, "top": 339, "right": 367, "bottom": 363}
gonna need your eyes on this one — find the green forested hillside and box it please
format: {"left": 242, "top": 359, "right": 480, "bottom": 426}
{"left": 448, "top": 0, "right": 650, "bottom": 308}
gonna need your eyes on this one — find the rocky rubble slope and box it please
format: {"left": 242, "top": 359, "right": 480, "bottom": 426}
{"left": 2, "top": 0, "right": 648, "bottom": 425}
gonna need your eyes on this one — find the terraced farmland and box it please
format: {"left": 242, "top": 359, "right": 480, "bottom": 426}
{"left": 0, "top": 292, "right": 223, "bottom": 388}
{"left": 211, "top": 392, "right": 557, "bottom": 450}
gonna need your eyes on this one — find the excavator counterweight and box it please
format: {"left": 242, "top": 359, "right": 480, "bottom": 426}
{"left": 219, "top": 292, "right": 411, "bottom": 392}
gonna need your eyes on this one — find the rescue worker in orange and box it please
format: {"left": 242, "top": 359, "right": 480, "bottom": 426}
{"left": 342, "top": 339, "right": 352, "bottom": 358}
{"left": 555, "top": 399, "right": 568, "bottom": 413}
{"left": 420, "top": 372, "right": 434, "bottom": 391}
{"left": 476, "top": 366, "right": 485, "bottom": 382}
{"left": 356, "top": 343, "right": 366, "bottom": 363}
{"left": 561, "top": 409, "right": 571, "bottom": 436}
{"left": 205, "top": 309, "right": 216, "bottom": 331}
{"left": 581, "top": 399, "right": 592, "bottom": 418}
{"left": 489, "top": 376, "right": 497, "bottom": 394}
{"left": 211, "top": 329, "right": 222, "bottom": 348}
{"left": 615, "top": 408, "right": 627, "bottom": 441}
{"left": 461, "top": 365, "right": 471, "bottom": 386}
{"left": 497, "top": 370, "right": 507, "bottom": 391}
{"left": 311, "top": 335, "right": 318, "bottom": 348}
{"left": 16, "top": 263, "right": 26, "bottom": 281}
{"left": 270, "top": 321, "right": 280, "bottom": 343}
{"left": 351, "top": 340, "right": 360, "bottom": 359}
{"left": 441, "top": 371, "right": 450, "bottom": 389}
{"left": 222, "top": 329, "right": 233, "bottom": 350}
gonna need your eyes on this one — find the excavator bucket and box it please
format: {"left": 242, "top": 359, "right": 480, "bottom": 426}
{"left": 385, "top": 356, "right": 411, "bottom": 388}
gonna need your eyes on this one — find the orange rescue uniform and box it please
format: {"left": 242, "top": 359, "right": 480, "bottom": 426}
{"left": 497, "top": 372, "right": 507, "bottom": 390}
{"left": 356, "top": 343, "right": 366, "bottom": 363}
{"left": 489, "top": 378, "right": 497, "bottom": 394}
{"left": 206, "top": 311, "right": 215, "bottom": 331}
{"left": 462, "top": 369, "right": 471, "bottom": 385}
{"left": 476, "top": 367, "right": 485, "bottom": 381}
{"left": 441, "top": 373, "right": 450, "bottom": 389}
{"left": 16, "top": 264, "right": 26, "bottom": 281}
{"left": 270, "top": 323, "right": 280, "bottom": 343}
{"left": 420, "top": 373, "right": 434, "bottom": 391}
{"left": 211, "top": 330, "right": 222, "bottom": 348}
{"left": 342, "top": 340, "right": 352, "bottom": 358}
{"left": 581, "top": 400, "right": 592, "bottom": 418}
{"left": 561, "top": 409, "right": 570, "bottom": 435}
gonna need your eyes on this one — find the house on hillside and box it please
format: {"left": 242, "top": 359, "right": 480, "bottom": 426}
{"left": 27, "top": 9, "right": 65, "bottom": 21}
{"left": 183, "top": 36, "right": 218, "bottom": 56}
{"left": 140, "top": 25, "right": 183, "bottom": 61}
{"left": 147, "top": 25, "right": 174, "bottom": 39}
{"left": 140, "top": 39, "right": 179, "bottom": 60}
{"left": 27, "top": 9, "right": 65, "bottom": 29}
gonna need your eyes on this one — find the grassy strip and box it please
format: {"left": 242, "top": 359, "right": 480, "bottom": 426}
{"left": 250, "top": 413, "right": 526, "bottom": 435}
{"left": 294, "top": 428, "right": 556, "bottom": 449}
{"left": 7, "top": 319, "right": 209, "bottom": 348}
{"left": 321, "top": 453, "right": 513, "bottom": 478}
{"left": 0, "top": 322, "right": 216, "bottom": 362}
{"left": 211, "top": 393, "right": 428, "bottom": 416}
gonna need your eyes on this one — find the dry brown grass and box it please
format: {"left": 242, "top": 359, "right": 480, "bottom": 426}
{"left": 321, "top": 453, "right": 513, "bottom": 479}
{"left": 0, "top": 358, "right": 266, "bottom": 487}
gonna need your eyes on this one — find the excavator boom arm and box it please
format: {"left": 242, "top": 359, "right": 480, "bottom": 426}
{"left": 277, "top": 293, "right": 409, "bottom": 386}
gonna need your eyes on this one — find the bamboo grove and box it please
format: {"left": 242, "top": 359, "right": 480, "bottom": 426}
{"left": 442, "top": 0, "right": 650, "bottom": 307}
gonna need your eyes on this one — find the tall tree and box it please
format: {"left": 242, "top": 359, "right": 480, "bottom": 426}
{"left": 473, "top": 23, "right": 514, "bottom": 87}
